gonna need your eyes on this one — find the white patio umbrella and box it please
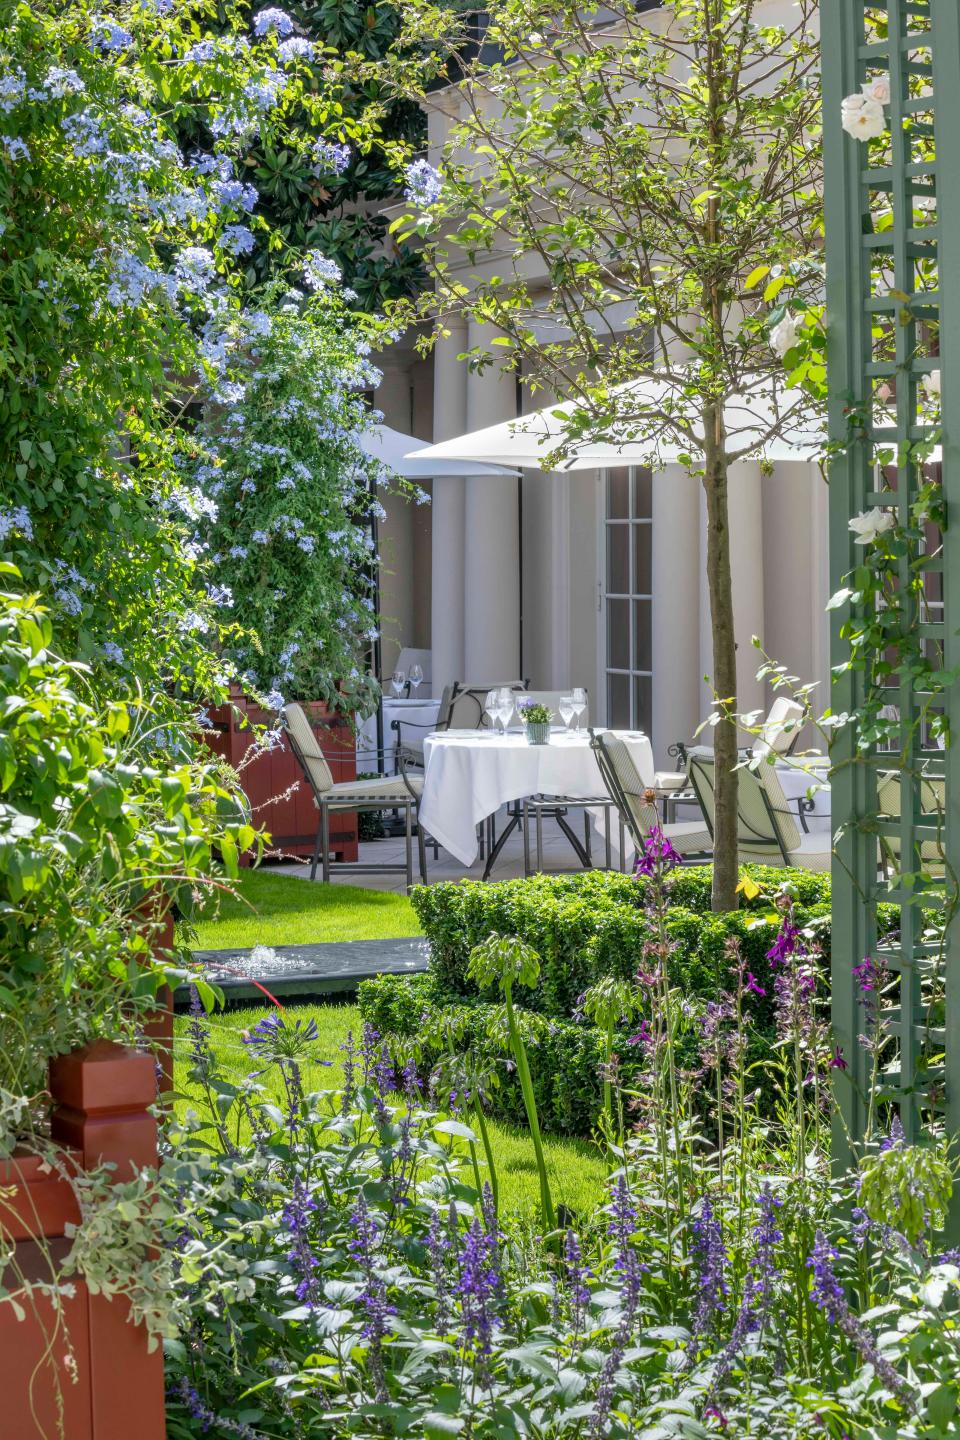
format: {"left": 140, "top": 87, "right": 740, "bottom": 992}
{"left": 360, "top": 421, "right": 518, "bottom": 477}
{"left": 406, "top": 375, "right": 826, "bottom": 469}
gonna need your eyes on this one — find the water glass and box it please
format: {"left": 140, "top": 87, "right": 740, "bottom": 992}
{"left": 409, "top": 663, "right": 423, "bottom": 693}
{"left": 484, "top": 689, "right": 499, "bottom": 730}
{"left": 559, "top": 695, "right": 575, "bottom": 730}
{"left": 571, "top": 686, "right": 587, "bottom": 734}
{"left": 390, "top": 669, "right": 406, "bottom": 699}
{"left": 496, "top": 687, "right": 515, "bottom": 734}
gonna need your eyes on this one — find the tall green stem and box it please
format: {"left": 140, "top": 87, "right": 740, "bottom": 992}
{"left": 504, "top": 981, "right": 556, "bottom": 1231}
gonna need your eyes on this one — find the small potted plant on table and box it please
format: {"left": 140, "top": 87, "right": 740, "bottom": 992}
{"left": 518, "top": 699, "right": 553, "bottom": 745}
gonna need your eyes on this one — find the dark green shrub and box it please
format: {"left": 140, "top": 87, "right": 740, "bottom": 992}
{"left": 410, "top": 866, "right": 834, "bottom": 1016}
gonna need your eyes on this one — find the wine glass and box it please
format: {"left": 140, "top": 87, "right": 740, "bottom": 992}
{"left": 496, "top": 688, "right": 515, "bottom": 735}
{"left": 409, "top": 662, "right": 423, "bottom": 694}
{"left": 558, "top": 695, "right": 575, "bottom": 731}
{"left": 484, "top": 689, "right": 499, "bottom": 730}
{"left": 571, "top": 686, "right": 587, "bottom": 735}
{"left": 390, "top": 669, "right": 406, "bottom": 699}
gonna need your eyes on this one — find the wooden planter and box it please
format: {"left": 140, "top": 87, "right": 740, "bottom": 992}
{"left": 0, "top": 1043, "right": 165, "bottom": 1440}
{"left": 203, "top": 689, "right": 358, "bottom": 864}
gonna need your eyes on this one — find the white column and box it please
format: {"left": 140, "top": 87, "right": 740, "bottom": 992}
{"left": 699, "top": 459, "right": 765, "bottom": 723}
{"left": 430, "top": 320, "right": 468, "bottom": 695}
{"left": 652, "top": 464, "right": 701, "bottom": 766}
{"left": 464, "top": 321, "right": 520, "bottom": 680}
{"left": 375, "top": 364, "right": 414, "bottom": 677}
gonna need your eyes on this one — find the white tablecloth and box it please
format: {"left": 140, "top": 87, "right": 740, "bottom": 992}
{"left": 775, "top": 760, "right": 831, "bottom": 835}
{"left": 357, "top": 697, "right": 440, "bottom": 775}
{"left": 419, "top": 730, "right": 654, "bottom": 866}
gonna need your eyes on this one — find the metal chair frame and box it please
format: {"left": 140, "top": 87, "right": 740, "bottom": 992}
{"left": 590, "top": 730, "right": 711, "bottom": 865}
{"left": 284, "top": 722, "right": 426, "bottom": 889}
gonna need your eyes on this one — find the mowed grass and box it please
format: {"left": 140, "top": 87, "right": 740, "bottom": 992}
{"left": 187, "top": 868, "right": 422, "bottom": 950}
{"left": 174, "top": 1001, "right": 607, "bottom": 1222}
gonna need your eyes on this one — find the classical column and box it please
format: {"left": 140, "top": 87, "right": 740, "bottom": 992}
{"left": 464, "top": 321, "right": 520, "bottom": 680}
{"left": 651, "top": 464, "right": 701, "bottom": 766}
{"left": 430, "top": 320, "right": 468, "bottom": 695}
{"left": 699, "top": 459, "right": 765, "bottom": 723}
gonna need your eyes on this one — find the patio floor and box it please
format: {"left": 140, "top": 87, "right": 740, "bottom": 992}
{"left": 270, "top": 807, "right": 628, "bottom": 893}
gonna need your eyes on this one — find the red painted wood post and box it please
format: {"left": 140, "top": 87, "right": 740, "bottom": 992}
{"left": 0, "top": 1042, "right": 167, "bottom": 1439}
{"left": 51, "top": 1041, "right": 167, "bottom": 1440}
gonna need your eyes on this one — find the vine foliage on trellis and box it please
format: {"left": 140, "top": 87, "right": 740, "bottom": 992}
{"left": 823, "top": 0, "right": 960, "bottom": 1177}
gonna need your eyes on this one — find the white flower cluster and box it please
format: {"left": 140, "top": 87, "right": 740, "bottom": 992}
{"left": 841, "top": 74, "right": 890, "bottom": 142}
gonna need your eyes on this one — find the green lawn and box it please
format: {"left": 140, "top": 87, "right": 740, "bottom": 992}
{"left": 186, "top": 869, "right": 422, "bottom": 950}
{"left": 174, "top": 1001, "right": 607, "bottom": 1222}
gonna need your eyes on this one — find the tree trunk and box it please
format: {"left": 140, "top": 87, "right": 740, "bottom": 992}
{"left": 702, "top": 405, "right": 739, "bottom": 912}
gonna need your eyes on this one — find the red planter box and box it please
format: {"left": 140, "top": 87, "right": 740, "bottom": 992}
{"left": 203, "top": 690, "right": 358, "bottom": 863}
{"left": 0, "top": 1044, "right": 165, "bottom": 1440}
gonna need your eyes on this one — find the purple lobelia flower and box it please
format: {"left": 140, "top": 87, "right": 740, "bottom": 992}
{"left": 174, "top": 1378, "right": 262, "bottom": 1437}
{"left": 457, "top": 1216, "right": 502, "bottom": 1364}
{"left": 706, "top": 1188, "right": 783, "bottom": 1401}
{"left": 340, "top": 1029, "right": 356, "bottom": 1114}
{"left": 348, "top": 1196, "right": 394, "bottom": 1401}
{"left": 880, "top": 1113, "right": 905, "bottom": 1151}
{"left": 186, "top": 985, "right": 212, "bottom": 1072}
{"left": 607, "top": 1173, "right": 638, "bottom": 1273}
{"left": 401, "top": 1055, "right": 420, "bottom": 1098}
{"left": 282, "top": 1177, "right": 321, "bottom": 1309}
{"left": 634, "top": 825, "right": 681, "bottom": 878}
{"left": 589, "top": 1246, "right": 644, "bottom": 1437}
{"left": 428, "top": 1207, "right": 452, "bottom": 1334}
{"left": 806, "top": 1230, "right": 915, "bottom": 1408}
{"left": 564, "top": 1228, "right": 591, "bottom": 1332}
{"left": 691, "top": 1198, "right": 728, "bottom": 1345}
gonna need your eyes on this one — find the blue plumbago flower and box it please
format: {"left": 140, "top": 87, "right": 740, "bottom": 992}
{"left": 90, "top": 18, "right": 133, "bottom": 51}
{"left": 278, "top": 36, "right": 315, "bottom": 64}
{"left": 297, "top": 534, "right": 316, "bottom": 555}
{"left": 691, "top": 1198, "right": 728, "bottom": 1344}
{"left": 404, "top": 157, "right": 443, "bottom": 207}
{"left": 634, "top": 825, "right": 681, "bottom": 877}
{"left": 220, "top": 223, "right": 255, "bottom": 256}
{"left": 0, "top": 505, "right": 33, "bottom": 542}
{"left": 44, "top": 66, "right": 86, "bottom": 97}
{"left": 253, "top": 6, "right": 294, "bottom": 36}
{"left": 176, "top": 245, "right": 216, "bottom": 292}
{"left": 213, "top": 175, "right": 258, "bottom": 212}
{"left": 183, "top": 37, "right": 217, "bottom": 63}
{"left": 263, "top": 688, "right": 284, "bottom": 712}
{"left": 101, "top": 641, "right": 124, "bottom": 664}
{"left": 2, "top": 136, "right": 30, "bottom": 161}
{"left": 313, "top": 137, "right": 351, "bottom": 174}
{"left": 282, "top": 1176, "right": 321, "bottom": 1308}
{"left": 303, "top": 250, "right": 342, "bottom": 289}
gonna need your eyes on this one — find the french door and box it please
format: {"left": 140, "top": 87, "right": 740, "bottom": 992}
{"left": 602, "top": 466, "right": 653, "bottom": 731}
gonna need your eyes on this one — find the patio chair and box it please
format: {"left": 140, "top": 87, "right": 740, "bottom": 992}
{"left": 751, "top": 695, "right": 806, "bottom": 764}
{"left": 876, "top": 770, "right": 945, "bottom": 878}
{"left": 591, "top": 730, "right": 714, "bottom": 863}
{"left": 686, "top": 746, "right": 830, "bottom": 871}
{"left": 283, "top": 703, "right": 427, "bottom": 888}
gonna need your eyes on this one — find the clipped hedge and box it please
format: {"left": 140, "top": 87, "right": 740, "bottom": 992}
{"left": 410, "top": 866, "right": 834, "bottom": 1021}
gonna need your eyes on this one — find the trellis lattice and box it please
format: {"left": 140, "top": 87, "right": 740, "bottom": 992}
{"left": 823, "top": 0, "right": 960, "bottom": 1170}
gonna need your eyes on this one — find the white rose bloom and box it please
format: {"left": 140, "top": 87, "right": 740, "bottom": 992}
{"left": 921, "top": 368, "right": 941, "bottom": 398}
{"left": 861, "top": 75, "right": 891, "bottom": 106}
{"left": 841, "top": 93, "right": 886, "bottom": 141}
{"left": 849, "top": 507, "right": 896, "bottom": 545}
{"left": 769, "top": 312, "right": 800, "bottom": 359}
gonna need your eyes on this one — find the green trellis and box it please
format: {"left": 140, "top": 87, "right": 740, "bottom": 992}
{"left": 823, "top": 0, "right": 960, "bottom": 1168}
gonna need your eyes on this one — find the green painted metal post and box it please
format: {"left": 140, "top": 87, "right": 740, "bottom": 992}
{"left": 824, "top": 0, "right": 960, "bottom": 1183}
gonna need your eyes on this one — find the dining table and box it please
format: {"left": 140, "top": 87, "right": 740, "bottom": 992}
{"left": 418, "top": 727, "right": 655, "bottom": 877}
